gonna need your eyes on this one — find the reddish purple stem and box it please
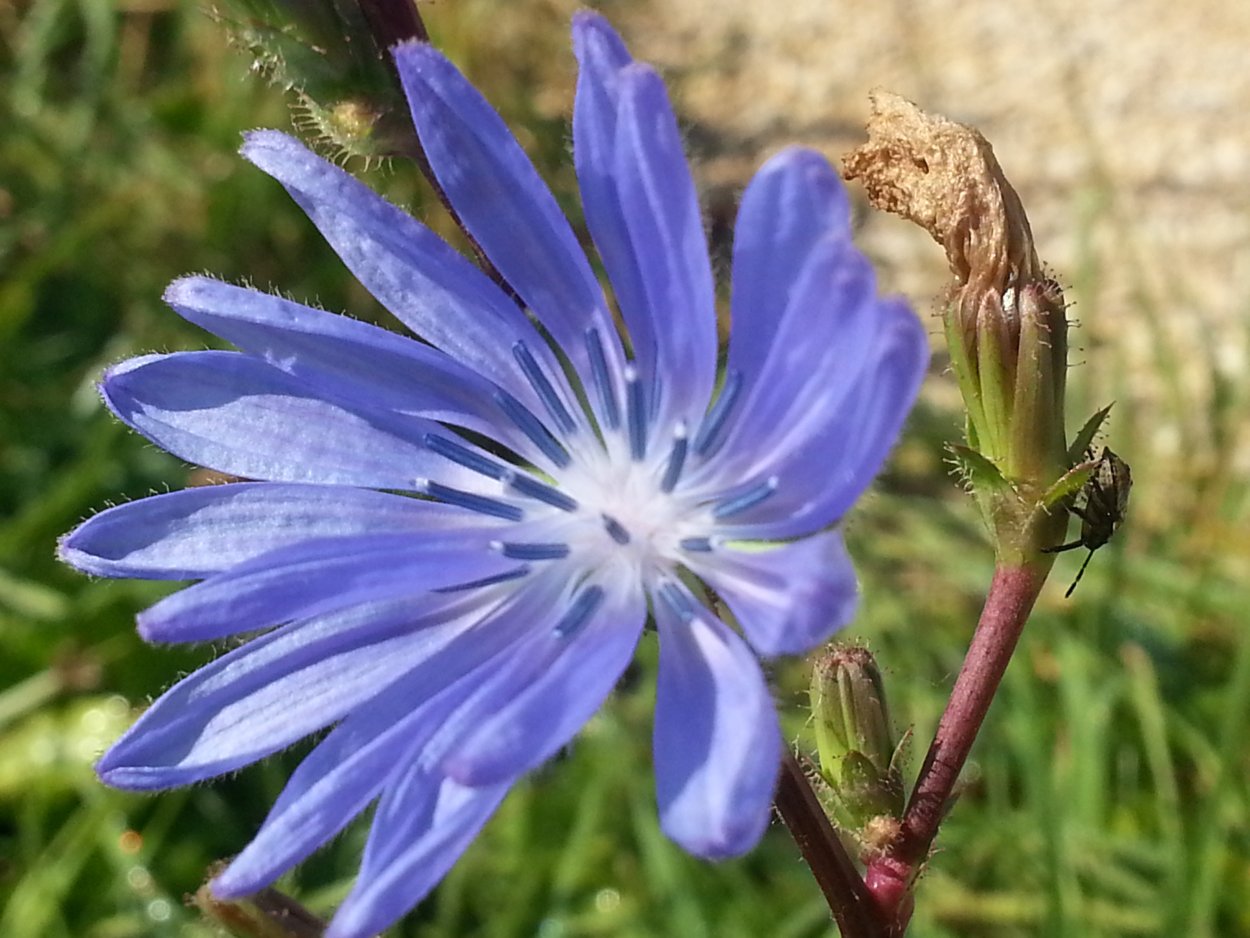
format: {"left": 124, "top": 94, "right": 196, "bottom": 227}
{"left": 774, "top": 751, "right": 889, "bottom": 938}
{"left": 865, "top": 563, "right": 1046, "bottom": 932}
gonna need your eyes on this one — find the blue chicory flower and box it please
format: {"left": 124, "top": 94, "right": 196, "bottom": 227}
{"left": 60, "top": 13, "right": 927, "bottom": 937}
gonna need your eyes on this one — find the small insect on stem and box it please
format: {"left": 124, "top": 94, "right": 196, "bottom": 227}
{"left": 1043, "top": 446, "right": 1132, "bottom": 597}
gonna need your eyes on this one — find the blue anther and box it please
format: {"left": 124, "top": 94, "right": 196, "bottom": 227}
{"left": 493, "top": 390, "right": 571, "bottom": 469}
{"left": 660, "top": 423, "right": 689, "bottom": 493}
{"left": 625, "top": 366, "right": 647, "bottom": 461}
{"left": 424, "top": 433, "right": 508, "bottom": 480}
{"left": 657, "top": 582, "right": 696, "bottom": 622}
{"left": 512, "top": 340, "right": 575, "bottom": 434}
{"left": 497, "top": 541, "right": 571, "bottom": 561}
{"left": 586, "top": 328, "right": 620, "bottom": 430}
{"left": 693, "top": 369, "right": 744, "bottom": 456}
{"left": 678, "top": 536, "right": 714, "bottom": 553}
{"left": 553, "top": 585, "right": 606, "bottom": 638}
{"left": 419, "top": 479, "right": 524, "bottom": 522}
{"left": 506, "top": 471, "right": 579, "bottom": 513}
{"left": 602, "top": 514, "right": 631, "bottom": 545}
{"left": 712, "top": 476, "right": 778, "bottom": 519}
{"left": 434, "top": 566, "right": 530, "bottom": 593}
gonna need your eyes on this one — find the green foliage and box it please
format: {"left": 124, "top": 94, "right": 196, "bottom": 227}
{"left": 2, "top": 1, "right": 1248, "bottom": 936}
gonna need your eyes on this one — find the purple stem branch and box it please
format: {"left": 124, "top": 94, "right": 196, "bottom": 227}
{"left": 357, "top": 0, "right": 521, "bottom": 303}
{"left": 197, "top": 884, "right": 327, "bottom": 937}
{"left": 865, "top": 563, "right": 1047, "bottom": 932}
{"left": 774, "top": 750, "right": 889, "bottom": 938}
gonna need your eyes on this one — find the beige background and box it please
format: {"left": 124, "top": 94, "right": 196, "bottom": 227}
{"left": 445, "top": 0, "right": 1250, "bottom": 544}
{"left": 610, "top": 0, "right": 1250, "bottom": 541}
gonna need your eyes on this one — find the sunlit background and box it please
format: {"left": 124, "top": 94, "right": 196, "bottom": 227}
{"left": 2, "top": 0, "right": 1248, "bottom": 935}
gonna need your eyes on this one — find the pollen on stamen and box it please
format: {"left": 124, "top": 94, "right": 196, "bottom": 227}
{"left": 693, "top": 369, "right": 743, "bottom": 457}
{"left": 512, "top": 340, "right": 576, "bottom": 434}
{"left": 586, "top": 327, "right": 620, "bottom": 430}
{"left": 712, "top": 475, "right": 779, "bottom": 519}
{"left": 656, "top": 581, "right": 695, "bottom": 622}
{"left": 416, "top": 478, "right": 524, "bottom": 522}
{"left": 679, "top": 536, "right": 715, "bottom": 552}
{"left": 601, "top": 514, "right": 631, "bottom": 545}
{"left": 625, "top": 364, "right": 648, "bottom": 461}
{"left": 493, "top": 541, "right": 571, "bottom": 561}
{"left": 424, "top": 433, "right": 508, "bottom": 480}
{"left": 493, "top": 389, "right": 571, "bottom": 469}
{"left": 553, "top": 585, "right": 606, "bottom": 638}
{"left": 503, "top": 470, "right": 579, "bottom": 512}
{"left": 660, "top": 421, "right": 688, "bottom": 493}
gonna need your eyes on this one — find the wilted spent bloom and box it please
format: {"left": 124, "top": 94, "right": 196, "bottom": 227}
{"left": 810, "top": 644, "right": 905, "bottom": 853}
{"left": 60, "top": 14, "right": 929, "bottom": 938}
{"left": 845, "top": 92, "right": 1073, "bottom": 563}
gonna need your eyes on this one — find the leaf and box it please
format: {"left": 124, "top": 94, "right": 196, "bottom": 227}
{"left": 1067, "top": 402, "right": 1114, "bottom": 465}
{"left": 947, "top": 444, "right": 1009, "bottom": 496}
{"left": 1040, "top": 458, "right": 1098, "bottom": 512}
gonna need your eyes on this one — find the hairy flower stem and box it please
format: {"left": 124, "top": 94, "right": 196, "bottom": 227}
{"left": 197, "top": 884, "right": 328, "bottom": 937}
{"left": 356, "top": 0, "right": 521, "bottom": 303}
{"left": 865, "top": 563, "right": 1046, "bottom": 932}
{"left": 357, "top": 0, "right": 428, "bottom": 48}
{"left": 775, "top": 750, "right": 889, "bottom": 938}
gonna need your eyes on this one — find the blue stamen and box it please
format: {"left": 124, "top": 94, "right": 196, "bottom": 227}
{"left": 553, "top": 585, "right": 606, "bottom": 638}
{"left": 496, "top": 541, "right": 571, "bottom": 561}
{"left": 625, "top": 365, "right": 647, "bottom": 461}
{"left": 679, "top": 536, "right": 714, "bottom": 552}
{"left": 693, "top": 369, "right": 743, "bottom": 456}
{"left": 435, "top": 566, "right": 530, "bottom": 593}
{"left": 712, "top": 476, "right": 779, "bottom": 519}
{"left": 418, "top": 479, "right": 524, "bottom": 522}
{"left": 602, "top": 514, "right": 631, "bottom": 545}
{"left": 493, "top": 390, "right": 571, "bottom": 469}
{"left": 586, "top": 328, "right": 620, "bottom": 430}
{"left": 512, "top": 341, "right": 575, "bottom": 434}
{"left": 660, "top": 422, "right": 688, "bottom": 493}
{"left": 424, "top": 433, "right": 508, "bottom": 480}
{"left": 657, "top": 582, "right": 695, "bottom": 622}
{"left": 505, "top": 471, "right": 579, "bottom": 513}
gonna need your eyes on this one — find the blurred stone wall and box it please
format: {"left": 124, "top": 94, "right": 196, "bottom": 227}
{"left": 608, "top": 0, "right": 1250, "bottom": 534}
{"left": 433, "top": 0, "right": 1250, "bottom": 537}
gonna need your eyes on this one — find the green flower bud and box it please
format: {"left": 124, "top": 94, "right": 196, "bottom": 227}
{"left": 810, "top": 645, "right": 905, "bottom": 848}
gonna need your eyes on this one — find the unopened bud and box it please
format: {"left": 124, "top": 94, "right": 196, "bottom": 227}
{"left": 810, "top": 645, "right": 905, "bottom": 845}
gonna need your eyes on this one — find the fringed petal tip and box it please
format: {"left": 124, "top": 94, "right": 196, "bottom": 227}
{"left": 389, "top": 38, "right": 445, "bottom": 82}
{"left": 162, "top": 273, "right": 225, "bottom": 309}
{"left": 206, "top": 872, "right": 251, "bottom": 902}
{"left": 56, "top": 529, "right": 100, "bottom": 578}
{"left": 210, "top": 853, "right": 275, "bottom": 902}
{"left": 95, "top": 755, "right": 174, "bottom": 792}
{"left": 238, "top": 127, "right": 303, "bottom": 167}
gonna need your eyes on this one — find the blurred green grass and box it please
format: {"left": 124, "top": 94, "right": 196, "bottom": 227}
{"left": 1, "top": 0, "right": 1248, "bottom": 936}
